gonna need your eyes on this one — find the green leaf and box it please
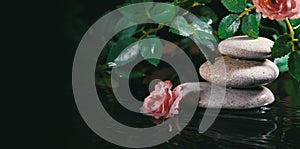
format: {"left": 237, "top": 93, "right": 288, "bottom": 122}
{"left": 125, "top": 0, "right": 152, "bottom": 3}
{"left": 242, "top": 14, "right": 259, "bottom": 38}
{"left": 272, "top": 34, "right": 279, "bottom": 41}
{"left": 221, "top": 0, "right": 247, "bottom": 13}
{"left": 115, "top": 18, "right": 137, "bottom": 40}
{"left": 139, "top": 36, "right": 163, "bottom": 66}
{"left": 107, "top": 37, "right": 137, "bottom": 62}
{"left": 284, "top": 78, "right": 300, "bottom": 106}
{"left": 198, "top": 17, "right": 213, "bottom": 25}
{"left": 255, "top": 12, "right": 261, "bottom": 25}
{"left": 271, "top": 35, "right": 292, "bottom": 58}
{"left": 192, "top": 30, "right": 218, "bottom": 63}
{"left": 288, "top": 50, "right": 300, "bottom": 81}
{"left": 169, "top": 16, "right": 194, "bottom": 37}
{"left": 218, "top": 14, "right": 240, "bottom": 39}
{"left": 192, "top": 19, "right": 214, "bottom": 34}
{"left": 193, "top": 6, "right": 218, "bottom": 23}
{"left": 150, "top": 3, "right": 177, "bottom": 23}
{"left": 119, "top": 2, "right": 153, "bottom": 22}
{"left": 113, "top": 42, "right": 140, "bottom": 67}
{"left": 290, "top": 18, "right": 300, "bottom": 39}
{"left": 196, "top": 0, "right": 213, "bottom": 3}
{"left": 274, "top": 53, "right": 290, "bottom": 72}
{"left": 278, "top": 21, "right": 287, "bottom": 33}
{"left": 290, "top": 18, "right": 300, "bottom": 27}
{"left": 298, "top": 35, "right": 300, "bottom": 47}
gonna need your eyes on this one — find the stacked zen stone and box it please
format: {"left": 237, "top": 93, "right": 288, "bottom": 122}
{"left": 199, "top": 35, "right": 279, "bottom": 109}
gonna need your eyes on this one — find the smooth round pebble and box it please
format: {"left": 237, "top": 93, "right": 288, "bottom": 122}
{"left": 218, "top": 35, "right": 274, "bottom": 59}
{"left": 199, "top": 56, "right": 279, "bottom": 88}
{"left": 198, "top": 82, "right": 275, "bottom": 109}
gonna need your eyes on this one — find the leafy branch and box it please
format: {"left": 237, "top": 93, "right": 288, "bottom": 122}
{"left": 285, "top": 18, "right": 298, "bottom": 51}
{"left": 273, "top": 18, "right": 300, "bottom": 81}
{"left": 238, "top": 5, "right": 256, "bottom": 18}
{"left": 218, "top": 1, "right": 259, "bottom": 39}
{"left": 139, "top": 24, "right": 164, "bottom": 40}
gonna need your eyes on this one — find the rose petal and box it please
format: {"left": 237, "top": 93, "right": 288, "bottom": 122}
{"left": 168, "top": 85, "right": 183, "bottom": 118}
{"left": 141, "top": 80, "right": 175, "bottom": 119}
{"left": 253, "top": 0, "right": 300, "bottom": 21}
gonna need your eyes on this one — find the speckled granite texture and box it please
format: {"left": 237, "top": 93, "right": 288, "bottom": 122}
{"left": 199, "top": 56, "right": 279, "bottom": 88}
{"left": 198, "top": 36, "right": 278, "bottom": 109}
{"left": 198, "top": 82, "right": 275, "bottom": 109}
{"left": 218, "top": 35, "right": 274, "bottom": 59}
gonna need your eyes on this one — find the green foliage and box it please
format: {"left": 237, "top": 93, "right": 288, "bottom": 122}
{"left": 271, "top": 35, "right": 292, "bottom": 58}
{"left": 290, "top": 18, "right": 300, "bottom": 28}
{"left": 221, "top": 0, "right": 247, "bottom": 13}
{"left": 196, "top": 0, "right": 212, "bottom": 3}
{"left": 149, "top": 3, "right": 177, "bottom": 23}
{"left": 169, "top": 16, "right": 194, "bottom": 37}
{"left": 192, "top": 30, "right": 218, "bottom": 62}
{"left": 95, "top": 0, "right": 299, "bottom": 84}
{"left": 288, "top": 51, "right": 300, "bottom": 81}
{"left": 218, "top": 14, "right": 240, "bottom": 39}
{"left": 278, "top": 21, "right": 287, "bottom": 33}
{"left": 241, "top": 14, "right": 259, "bottom": 38}
{"left": 255, "top": 12, "right": 261, "bottom": 25}
{"left": 193, "top": 6, "right": 218, "bottom": 23}
{"left": 113, "top": 42, "right": 140, "bottom": 67}
{"left": 139, "top": 36, "right": 163, "bottom": 66}
{"left": 119, "top": 2, "right": 153, "bottom": 22}
{"left": 290, "top": 19, "right": 300, "bottom": 40}
{"left": 115, "top": 18, "right": 137, "bottom": 40}
{"left": 107, "top": 37, "right": 137, "bottom": 62}
{"left": 110, "top": 36, "right": 163, "bottom": 67}
{"left": 192, "top": 19, "right": 213, "bottom": 34}
{"left": 191, "top": 19, "right": 218, "bottom": 62}
{"left": 298, "top": 35, "right": 300, "bottom": 47}
{"left": 274, "top": 53, "right": 290, "bottom": 72}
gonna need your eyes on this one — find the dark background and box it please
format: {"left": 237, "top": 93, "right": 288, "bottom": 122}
{"left": 62, "top": 0, "right": 132, "bottom": 148}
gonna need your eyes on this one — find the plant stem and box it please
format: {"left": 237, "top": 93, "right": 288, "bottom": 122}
{"left": 285, "top": 18, "right": 295, "bottom": 51}
{"left": 173, "top": 0, "right": 189, "bottom": 5}
{"left": 139, "top": 24, "right": 164, "bottom": 40}
{"left": 294, "top": 24, "right": 300, "bottom": 30}
{"left": 238, "top": 5, "right": 256, "bottom": 18}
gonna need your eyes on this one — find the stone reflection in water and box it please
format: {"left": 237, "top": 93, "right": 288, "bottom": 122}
{"left": 201, "top": 112, "right": 277, "bottom": 149}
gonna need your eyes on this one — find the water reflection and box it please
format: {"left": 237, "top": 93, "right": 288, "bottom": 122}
{"left": 197, "top": 107, "right": 278, "bottom": 149}
{"left": 95, "top": 73, "right": 300, "bottom": 149}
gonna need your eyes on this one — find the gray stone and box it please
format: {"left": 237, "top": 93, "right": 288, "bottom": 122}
{"left": 218, "top": 35, "right": 274, "bottom": 59}
{"left": 198, "top": 82, "right": 275, "bottom": 109}
{"left": 199, "top": 56, "right": 279, "bottom": 88}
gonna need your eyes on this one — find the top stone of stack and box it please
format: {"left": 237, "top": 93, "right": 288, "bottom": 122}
{"left": 218, "top": 35, "right": 274, "bottom": 60}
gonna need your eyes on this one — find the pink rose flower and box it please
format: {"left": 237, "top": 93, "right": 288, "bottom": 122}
{"left": 141, "top": 80, "right": 183, "bottom": 119}
{"left": 252, "top": 0, "right": 300, "bottom": 21}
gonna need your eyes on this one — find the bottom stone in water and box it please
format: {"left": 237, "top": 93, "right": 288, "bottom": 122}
{"left": 199, "top": 82, "right": 275, "bottom": 109}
